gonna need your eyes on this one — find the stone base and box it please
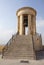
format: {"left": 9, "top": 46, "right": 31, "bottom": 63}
{"left": 2, "top": 35, "right": 36, "bottom": 60}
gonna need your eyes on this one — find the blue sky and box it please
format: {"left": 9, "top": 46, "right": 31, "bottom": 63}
{"left": 0, "top": 0, "right": 44, "bottom": 45}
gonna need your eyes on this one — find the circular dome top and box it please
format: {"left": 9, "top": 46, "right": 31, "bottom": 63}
{"left": 16, "top": 7, "right": 37, "bottom": 16}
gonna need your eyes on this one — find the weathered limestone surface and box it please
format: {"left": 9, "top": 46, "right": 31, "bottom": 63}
{"left": 3, "top": 35, "right": 36, "bottom": 59}
{"left": 16, "top": 7, "right": 36, "bottom": 35}
{"left": 33, "top": 34, "right": 42, "bottom": 51}
{"left": 2, "top": 7, "right": 43, "bottom": 60}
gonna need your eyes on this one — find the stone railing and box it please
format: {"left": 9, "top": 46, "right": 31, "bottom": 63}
{"left": 2, "top": 32, "right": 18, "bottom": 58}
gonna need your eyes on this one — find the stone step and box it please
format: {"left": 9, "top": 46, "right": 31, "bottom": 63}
{"left": 3, "top": 35, "right": 36, "bottom": 59}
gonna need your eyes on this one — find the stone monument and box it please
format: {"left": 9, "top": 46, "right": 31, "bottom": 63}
{"left": 2, "top": 7, "right": 43, "bottom": 60}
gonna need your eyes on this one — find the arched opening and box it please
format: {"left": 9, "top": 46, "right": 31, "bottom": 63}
{"left": 23, "top": 14, "right": 28, "bottom": 35}
{"left": 25, "top": 27, "right": 28, "bottom": 35}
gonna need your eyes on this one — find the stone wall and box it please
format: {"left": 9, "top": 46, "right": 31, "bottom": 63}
{"left": 33, "top": 34, "right": 42, "bottom": 51}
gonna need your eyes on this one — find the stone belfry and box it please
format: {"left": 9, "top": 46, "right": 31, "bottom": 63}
{"left": 2, "top": 7, "right": 42, "bottom": 60}
{"left": 16, "top": 7, "right": 36, "bottom": 35}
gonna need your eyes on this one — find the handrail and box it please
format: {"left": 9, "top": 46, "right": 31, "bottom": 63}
{"left": 2, "top": 32, "right": 18, "bottom": 58}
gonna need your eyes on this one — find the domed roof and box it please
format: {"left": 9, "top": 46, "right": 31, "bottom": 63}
{"left": 16, "top": 7, "right": 37, "bottom": 16}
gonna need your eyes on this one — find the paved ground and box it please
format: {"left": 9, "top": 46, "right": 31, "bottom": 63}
{"left": 0, "top": 59, "right": 44, "bottom": 65}
{"left": 0, "top": 55, "right": 44, "bottom": 65}
{"left": 0, "top": 54, "right": 44, "bottom": 65}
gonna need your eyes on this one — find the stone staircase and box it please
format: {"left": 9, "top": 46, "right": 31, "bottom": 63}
{"left": 2, "top": 35, "right": 36, "bottom": 59}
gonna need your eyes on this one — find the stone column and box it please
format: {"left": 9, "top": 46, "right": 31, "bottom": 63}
{"left": 23, "top": 26, "right": 25, "bottom": 34}
{"left": 18, "top": 16, "right": 20, "bottom": 34}
{"left": 28, "top": 15, "right": 32, "bottom": 35}
{"left": 32, "top": 16, "right": 36, "bottom": 35}
{"left": 19, "top": 15, "right": 24, "bottom": 35}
